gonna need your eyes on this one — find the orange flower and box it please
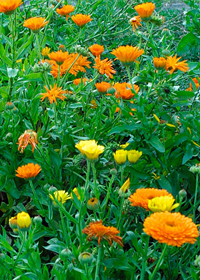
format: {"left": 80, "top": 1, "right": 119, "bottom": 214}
{"left": 56, "top": 5, "right": 75, "bottom": 20}
{"left": 114, "top": 82, "right": 139, "bottom": 100}
{"left": 143, "top": 212, "right": 199, "bottom": 247}
{"left": 71, "top": 14, "right": 92, "bottom": 27}
{"left": 153, "top": 57, "right": 166, "bottom": 69}
{"left": 23, "top": 17, "right": 49, "bottom": 32}
{"left": 134, "top": 2, "right": 155, "bottom": 19}
{"left": 93, "top": 56, "right": 115, "bottom": 79}
{"left": 0, "top": 0, "right": 22, "bottom": 15}
{"left": 111, "top": 45, "right": 144, "bottom": 65}
{"left": 186, "top": 77, "right": 200, "bottom": 91}
{"left": 128, "top": 188, "right": 172, "bottom": 210}
{"left": 82, "top": 220, "right": 123, "bottom": 247}
{"left": 48, "top": 50, "right": 69, "bottom": 65}
{"left": 95, "top": 82, "right": 111, "bottom": 93}
{"left": 165, "top": 54, "right": 189, "bottom": 74}
{"left": 73, "top": 78, "right": 89, "bottom": 85}
{"left": 18, "top": 130, "right": 38, "bottom": 153}
{"left": 40, "top": 84, "right": 67, "bottom": 104}
{"left": 89, "top": 44, "right": 104, "bottom": 57}
{"left": 130, "top": 16, "right": 142, "bottom": 32}
{"left": 16, "top": 163, "right": 41, "bottom": 179}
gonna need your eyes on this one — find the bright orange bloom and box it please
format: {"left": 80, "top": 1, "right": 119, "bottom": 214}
{"left": 0, "top": 0, "right": 22, "bottom": 15}
{"left": 23, "top": 17, "right": 49, "bottom": 32}
{"left": 134, "top": 2, "right": 155, "bottom": 19}
{"left": 82, "top": 220, "right": 123, "bottom": 247}
{"left": 16, "top": 163, "right": 41, "bottom": 179}
{"left": 153, "top": 57, "right": 166, "bottom": 69}
{"left": 71, "top": 14, "right": 92, "bottom": 27}
{"left": 95, "top": 82, "right": 111, "bottom": 93}
{"left": 73, "top": 78, "right": 89, "bottom": 85}
{"left": 186, "top": 77, "right": 200, "bottom": 91}
{"left": 143, "top": 212, "right": 199, "bottom": 247}
{"left": 40, "top": 84, "right": 66, "bottom": 104}
{"left": 48, "top": 50, "right": 69, "bottom": 65}
{"left": 130, "top": 16, "right": 142, "bottom": 32}
{"left": 165, "top": 54, "right": 189, "bottom": 74}
{"left": 114, "top": 82, "right": 139, "bottom": 100}
{"left": 111, "top": 45, "right": 144, "bottom": 65}
{"left": 128, "top": 188, "right": 172, "bottom": 210}
{"left": 93, "top": 56, "right": 115, "bottom": 79}
{"left": 89, "top": 44, "right": 104, "bottom": 57}
{"left": 56, "top": 5, "right": 75, "bottom": 20}
{"left": 18, "top": 130, "right": 38, "bottom": 153}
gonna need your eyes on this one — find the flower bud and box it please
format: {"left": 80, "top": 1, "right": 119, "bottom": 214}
{"left": 17, "top": 212, "right": 31, "bottom": 231}
{"left": 61, "top": 248, "right": 73, "bottom": 259}
{"left": 107, "top": 87, "right": 116, "bottom": 95}
{"left": 127, "top": 150, "right": 142, "bottom": 163}
{"left": 13, "top": 106, "right": 19, "bottom": 114}
{"left": 110, "top": 168, "right": 117, "bottom": 176}
{"left": 190, "top": 164, "right": 200, "bottom": 174}
{"left": 33, "top": 216, "right": 42, "bottom": 225}
{"left": 9, "top": 216, "right": 18, "bottom": 229}
{"left": 113, "top": 149, "right": 127, "bottom": 165}
{"left": 49, "top": 186, "right": 58, "bottom": 194}
{"left": 87, "top": 198, "right": 99, "bottom": 211}
{"left": 179, "top": 189, "right": 187, "bottom": 199}
{"left": 78, "top": 252, "right": 94, "bottom": 265}
{"left": 5, "top": 102, "right": 14, "bottom": 110}
{"left": 162, "top": 49, "right": 171, "bottom": 57}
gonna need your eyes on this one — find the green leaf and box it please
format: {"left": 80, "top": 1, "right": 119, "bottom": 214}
{"left": 174, "top": 90, "right": 195, "bottom": 100}
{"left": 177, "top": 33, "right": 199, "bottom": 56}
{"left": 148, "top": 136, "right": 165, "bottom": 153}
{"left": 108, "top": 124, "right": 139, "bottom": 136}
{"left": 158, "top": 175, "right": 172, "bottom": 193}
{"left": 182, "top": 143, "right": 194, "bottom": 164}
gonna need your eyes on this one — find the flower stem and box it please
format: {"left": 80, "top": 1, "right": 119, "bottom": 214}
{"left": 150, "top": 243, "right": 168, "bottom": 280}
{"left": 59, "top": 208, "right": 68, "bottom": 246}
{"left": 35, "top": 33, "right": 42, "bottom": 59}
{"left": 193, "top": 173, "right": 199, "bottom": 223}
{"left": 117, "top": 196, "right": 125, "bottom": 230}
{"left": 91, "top": 162, "right": 98, "bottom": 198}
{"left": 140, "top": 235, "right": 150, "bottom": 280}
{"left": 10, "top": 231, "right": 25, "bottom": 279}
{"left": 94, "top": 246, "right": 102, "bottom": 280}
{"left": 29, "top": 179, "right": 42, "bottom": 209}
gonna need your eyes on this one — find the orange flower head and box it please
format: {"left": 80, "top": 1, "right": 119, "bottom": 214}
{"left": 143, "top": 212, "right": 199, "bottom": 247}
{"left": 40, "top": 84, "right": 66, "bottom": 104}
{"left": 129, "top": 16, "right": 142, "bottom": 32}
{"left": 16, "top": 163, "right": 41, "bottom": 179}
{"left": 165, "top": 54, "right": 189, "bottom": 74}
{"left": 134, "top": 2, "right": 155, "bottom": 20}
{"left": 73, "top": 78, "right": 88, "bottom": 85}
{"left": 93, "top": 56, "right": 116, "bottom": 79}
{"left": 89, "top": 44, "right": 104, "bottom": 57}
{"left": 56, "top": 5, "right": 75, "bottom": 19}
{"left": 111, "top": 45, "right": 144, "bottom": 66}
{"left": 186, "top": 77, "right": 200, "bottom": 91}
{"left": 18, "top": 130, "right": 38, "bottom": 153}
{"left": 71, "top": 14, "right": 92, "bottom": 27}
{"left": 0, "top": 0, "right": 22, "bottom": 15}
{"left": 48, "top": 50, "right": 69, "bottom": 65}
{"left": 95, "top": 82, "right": 111, "bottom": 93}
{"left": 23, "top": 17, "right": 49, "bottom": 33}
{"left": 114, "top": 82, "right": 139, "bottom": 100}
{"left": 82, "top": 220, "right": 123, "bottom": 247}
{"left": 128, "top": 188, "right": 172, "bottom": 210}
{"left": 153, "top": 57, "right": 166, "bottom": 69}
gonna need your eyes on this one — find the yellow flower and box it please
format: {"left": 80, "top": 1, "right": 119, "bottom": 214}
{"left": 41, "top": 47, "right": 51, "bottom": 57}
{"left": 49, "top": 190, "right": 71, "bottom": 205}
{"left": 9, "top": 216, "right": 18, "bottom": 229}
{"left": 71, "top": 188, "right": 81, "bottom": 200}
{"left": 113, "top": 149, "right": 127, "bottom": 165}
{"left": 153, "top": 114, "right": 160, "bottom": 123}
{"left": 75, "top": 140, "right": 105, "bottom": 161}
{"left": 120, "top": 178, "right": 130, "bottom": 193}
{"left": 148, "top": 196, "right": 179, "bottom": 213}
{"left": 17, "top": 212, "right": 31, "bottom": 231}
{"left": 120, "top": 143, "right": 129, "bottom": 149}
{"left": 127, "top": 150, "right": 142, "bottom": 163}
{"left": 87, "top": 197, "right": 100, "bottom": 211}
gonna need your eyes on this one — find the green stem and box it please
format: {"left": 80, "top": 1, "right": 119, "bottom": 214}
{"left": 94, "top": 246, "right": 102, "bottom": 280}
{"left": 60, "top": 54, "right": 81, "bottom": 87}
{"left": 85, "top": 160, "right": 91, "bottom": 196}
{"left": 29, "top": 179, "right": 42, "bottom": 209}
{"left": 57, "top": 64, "right": 61, "bottom": 86}
{"left": 140, "top": 236, "right": 150, "bottom": 280}
{"left": 10, "top": 231, "right": 25, "bottom": 279}
{"left": 35, "top": 33, "right": 42, "bottom": 59}
{"left": 193, "top": 173, "right": 199, "bottom": 222}
{"left": 150, "top": 243, "right": 168, "bottom": 280}
{"left": 117, "top": 196, "right": 125, "bottom": 230}
{"left": 120, "top": 166, "right": 124, "bottom": 185}
{"left": 59, "top": 209, "right": 68, "bottom": 245}
{"left": 102, "top": 173, "right": 115, "bottom": 215}
{"left": 91, "top": 163, "right": 98, "bottom": 198}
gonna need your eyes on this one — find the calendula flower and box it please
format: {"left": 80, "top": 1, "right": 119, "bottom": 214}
{"left": 129, "top": 16, "right": 142, "bottom": 32}
{"left": 153, "top": 57, "right": 166, "bottom": 69}
{"left": 186, "top": 77, "right": 200, "bottom": 91}
{"left": 71, "top": 188, "right": 81, "bottom": 200}
{"left": 143, "top": 212, "right": 199, "bottom": 247}
{"left": 73, "top": 78, "right": 89, "bottom": 85}
{"left": 93, "top": 56, "right": 116, "bottom": 79}
{"left": 95, "top": 82, "right": 111, "bottom": 93}
{"left": 113, "top": 149, "right": 127, "bottom": 165}
{"left": 49, "top": 190, "right": 71, "bottom": 205}
{"left": 111, "top": 45, "right": 144, "bottom": 66}
{"left": 48, "top": 50, "right": 69, "bottom": 65}
{"left": 16, "top": 163, "right": 41, "bottom": 179}
{"left": 17, "top": 212, "right": 31, "bottom": 231}
{"left": 0, "top": 0, "right": 22, "bottom": 15}
{"left": 40, "top": 84, "right": 66, "bottom": 104}
{"left": 9, "top": 216, "right": 18, "bottom": 230}
{"left": 120, "top": 143, "right": 129, "bottom": 149}
{"left": 75, "top": 140, "right": 105, "bottom": 161}
{"left": 114, "top": 82, "right": 139, "bottom": 100}
{"left": 134, "top": 2, "right": 155, "bottom": 20}
{"left": 18, "top": 130, "right": 38, "bottom": 153}
{"left": 89, "top": 44, "right": 104, "bottom": 57}
{"left": 90, "top": 99, "right": 98, "bottom": 109}
{"left": 82, "top": 220, "right": 123, "bottom": 247}
{"left": 165, "top": 54, "right": 189, "bottom": 74}
{"left": 87, "top": 197, "right": 99, "bottom": 210}
{"left": 129, "top": 188, "right": 172, "bottom": 210}
{"left": 127, "top": 150, "right": 142, "bottom": 163}
{"left": 23, "top": 17, "right": 49, "bottom": 33}
{"left": 41, "top": 47, "right": 51, "bottom": 57}
{"left": 56, "top": 5, "right": 75, "bottom": 20}
{"left": 148, "top": 196, "right": 179, "bottom": 212}
{"left": 119, "top": 178, "right": 130, "bottom": 193}
{"left": 71, "top": 14, "right": 92, "bottom": 27}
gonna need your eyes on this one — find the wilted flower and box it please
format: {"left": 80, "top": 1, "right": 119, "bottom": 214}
{"left": 113, "top": 149, "right": 127, "bottom": 165}
{"left": 71, "top": 14, "right": 92, "bottom": 27}
{"left": 129, "top": 16, "right": 142, "bottom": 32}
{"left": 89, "top": 44, "right": 104, "bottom": 57}
{"left": 40, "top": 84, "right": 67, "bottom": 104}
{"left": 87, "top": 197, "right": 100, "bottom": 210}
{"left": 23, "top": 17, "right": 49, "bottom": 33}
{"left": 49, "top": 190, "right": 71, "bottom": 205}
{"left": 111, "top": 45, "right": 144, "bottom": 66}
{"left": 75, "top": 140, "right": 105, "bottom": 161}
{"left": 93, "top": 56, "right": 116, "bottom": 79}
{"left": 17, "top": 212, "right": 31, "bottom": 231}
{"left": 16, "top": 163, "right": 41, "bottom": 179}
{"left": 18, "top": 130, "right": 38, "bottom": 153}
{"left": 148, "top": 196, "right": 179, "bottom": 212}
{"left": 127, "top": 150, "right": 142, "bottom": 163}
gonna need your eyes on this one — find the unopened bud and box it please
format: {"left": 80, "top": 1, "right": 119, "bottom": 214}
{"left": 179, "top": 189, "right": 187, "bottom": 199}
{"left": 78, "top": 252, "right": 94, "bottom": 265}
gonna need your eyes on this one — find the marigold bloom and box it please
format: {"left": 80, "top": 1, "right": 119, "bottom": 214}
{"left": 120, "top": 178, "right": 130, "bottom": 193}
{"left": 143, "top": 212, "right": 199, "bottom": 247}
{"left": 129, "top": 188, "right": 172, "bottom": 210}
{"left": 113, "top": 149, "right": 127, "bottom": 165}
{"left": 41, "top": 47, "right": 51, "bottom": 57}
{"left": 75, "top": 140, "right": 105, "bottom": 161}
{"left": 49, "top": 190, "right": 71, "bottom": 205}
{"left": 165, "top": 54, "right": 189, "bottom": 74}
{"left": 71, "top": 14, "right": 92, "bottom": 27}
{"left": 9, "top": 216, "right": 18, "bottom": 229}
{"left": 134, "top": 2, "right": 155, "bottom": 19}
{"left": 114, "top": 82, "right": 139, "bottom": 100}
{"left": 56, "top": 5, "right": 75, "bottom": 20}
{"left": 73, "top": 78, "right": 88, "bottom": 85}
{"left": 127, "top": 150, "right": 142, "bottom": 163}
{"left": 17, "top": 212, "right": 31, "bottom": 231}
{"left": 18, "top": 129, "right": 38, "bottom": 153}
{"left": 40, "top": 84, "right": 66, "bottom": 104}
{"left": 23, "top": 17, "right": 49, "bottom": 32}
{"left": 148, "top": 196, "right": 179, "bottom": 212}
{"left": 0, "top": 0, "right": 22, "bottom": 15}
{"left": 71, "top": 188, "right": 81, "bottom": 200}
{"left": 95, "top": 82, "right": 111, "bottom": 93}
{"left": 111, "top": 45, "right": 144, "bottom": 65}
{"left": 82, "top": 220, "right": 123, "bottom": 247}
{"left": 48, "top": 50, "right": 69, "bottom": 65}
{"left": 16, "top": 163, "right": 41, "bottom": 179}
{"left": 153, "top": 57, "right": 166, "bottom": 69}
{"left": 87, "top": 197, "right": 99, "bottom": 210}
{"left": 89, "top": 44, "right": 104, "bottom": 57}
{"left": 130, "top": 16, "right": 142, "bottom": 32}
{"left": 186, "top": 77, "right": 200, "bottom": 91}
{"left": 93, "top": 56, "right": 116, "bottom": 79}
